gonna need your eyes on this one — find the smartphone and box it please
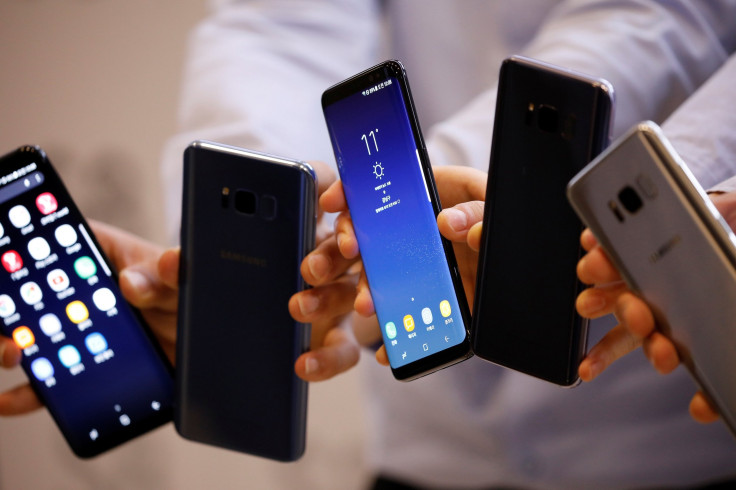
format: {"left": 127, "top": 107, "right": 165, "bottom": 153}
{"left": 175, "top": 141, "right": 314, "bottom": 461}
{"left": 472, "top": 56, "right": 614, "bottom": 386}
{"left": 0, "top": 145, "right": 174, "bottom": 457}
{"left": 321, "top": 60, "right": 472, "bottom": 381}
{"left": 567, "top": 121, "right": 736, "bottom": 437}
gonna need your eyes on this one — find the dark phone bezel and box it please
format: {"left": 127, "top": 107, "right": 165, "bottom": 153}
{"left": 322, "top": 60, "right": 473, "bottom": 381}
{"left": 472, "top": 56, "right": 614, "bottom": 386}
{"left": 0, "top": 145, "right": 174, "bottom": 458}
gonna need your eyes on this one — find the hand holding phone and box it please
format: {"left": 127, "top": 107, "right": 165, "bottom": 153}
{"left": 0, "top": 146, "right": 174, "bottom": 457}
{"left": 568, "top": 121, "right": 736, "bottom": 437}
{"left": 322, "top": 60, "right": 473, "bottom": 381}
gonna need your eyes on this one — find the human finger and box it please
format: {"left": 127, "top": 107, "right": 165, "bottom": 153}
{"left": 576, "top": 245, "right": 622, "bottom": 286}
{"left": 0, "top": 384, "right": 42, "bottom": 416}
{"left": 689, "top": 391, "right": 720, "bottom": 424}
{"left": 354, "top": 268, "right": 376, "bottom": 317}
{"left": 641, "top": 331, "right": 680, "bottom": 374}
{"left": 580, "top": 228, "right": 598, "bottom": 252}
{"left": 437, "top": 201, "right": 485, "bottom": 242}
{"left": 615, "top": 291, "right": 656, "bottom": 339}
{"left": 294, "top": 325, "right": 360, "bottom": 382}
{"left": 575, "top": 282, "right": 627, "bottom": 320}
{"left": 334, "top": 211, "right": 360, "bottom": 260}
{"left": 0, "top": 336, "right": 21, "bottom": 369}
{"left": 375, "top": 345, "right": 389, "bottom": 366}
{"left": 289, "top": 280, "right": 358, "bottom": 343}
{"left": 301, "top": 235, "right": 359, "bottom": 287}
{"left": 578, "top": 323, "right": 642, "bottom": 382}
{"left": 320, "top": 180, "right": 348, "bottom": 214}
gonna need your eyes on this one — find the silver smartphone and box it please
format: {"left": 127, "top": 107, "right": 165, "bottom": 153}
{"left": 567, "top": 121, "right": 736, "bottom": 437}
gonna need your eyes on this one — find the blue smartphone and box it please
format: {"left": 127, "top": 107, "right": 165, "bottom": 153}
{"left": 322, "top": 60, "right": 472, "bottom": 381}
{"left": 0, "top": 145, "right": 174, "bottom": 458}
{"left": 176, "top": 141, "right": 314, "bottom": 461}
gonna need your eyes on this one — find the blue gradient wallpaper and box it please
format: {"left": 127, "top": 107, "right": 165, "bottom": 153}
{"left": 324, "top": 77, "right": 467, "bottom": 368}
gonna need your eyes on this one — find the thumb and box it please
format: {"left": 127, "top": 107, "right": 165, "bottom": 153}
{"left": 437, "top": 201, "right": 485, "bottom": 242}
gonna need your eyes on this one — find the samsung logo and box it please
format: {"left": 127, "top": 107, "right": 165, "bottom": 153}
{"left": 219, "top": 250, "right": 267, "bottom": 268}
{"left": 649, "top": 235, "right": 682, "bottom": 264}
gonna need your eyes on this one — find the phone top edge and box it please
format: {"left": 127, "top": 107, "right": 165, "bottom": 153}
{"left": 321, "top": 60, "right": 406, "bottom": 107}
{"left": 506, "top": 55, "right": 613, "bottom": 93}
{"left": 187, "top": 140, "right": 316, "bottom": 182}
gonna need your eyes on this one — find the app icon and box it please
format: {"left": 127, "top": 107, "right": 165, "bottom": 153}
{"left": 55, "top": 224, "right": 78, "bottom": 247}
{"left": 2, "top": 250, "right": 23, "bottom": 273}
{"left": 27, "top": 237, "right": 51, "bottom": 261}
{"left": 85, "top": 332, "right": 108, "bottom": 355}
{"left": 0, "top": 294, "right": 16, "bottom": 318}
{"left": 66, "top": 300, "right": 89, "bottom": 324}
{"left": 20, "top": 282, "right": 43, "bottom": 305}
{"left": 403, "top": 314, "right": 415, "bottom": 332}
{"left": 12, "top": 326, "right": 35, "bottom": 349}
{"left": 74, "top": 256, "right": 97, "bottom": 280}
{"left": 385, "top": 321, "right": 397, "bottom": 340}
{"left": 36, "top": 192, "right": 58, "bottom": 215}
{"left": 421, "top": 307, "right": 433, "bottom": 325}
{"left": 39, "top": 313, "right": 63, "bottom": 336}
{"left": 47, "top": 269, "right": 70, "bottom": 292}
{"left": 8, "top": 205, "right": 31, "bottom": 228}
{"left": 31, "top": 358, "right": 55, "bottom": 381}
{"left": 92, "top": 288, "right": 116, "bottom": 311}
{"left": 58, "top": 345, "right": 81, "bottom": 368}
{"left": 439, "top": 300, "right": 452, "bottom": 318}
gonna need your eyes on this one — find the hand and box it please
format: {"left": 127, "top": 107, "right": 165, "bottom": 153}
{"left": 289, "top": 161, "right": 367, "bottom": 381}
{"left": 293, "top": 165, "right": 488, "bottom": 369}
{"left": 574, "top": 189, "right": 736, "bottom": 423}
{"left": 0, "top": 221, "right": 179, "bottom": 416}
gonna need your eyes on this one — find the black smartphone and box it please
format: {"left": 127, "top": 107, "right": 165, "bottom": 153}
{"left": 322, "top": 60, "right": 472, "bottom": 381}
{"left": 0, "top": 145, "right": 174, "bottom": 458}
{"left": 175, "top": 141, "right": 314, "bottom": 461}
{"left": 472, "top": 56, "right": 614, "bottom": 386}
{"left": 568, "top": 121, "right": 736, "bottom": 437}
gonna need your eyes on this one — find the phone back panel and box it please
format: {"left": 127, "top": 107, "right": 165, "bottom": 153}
{"left": 472, "top": 56, "right": 613, "bottom": 386}
{"left": 567, "top": 122, "right": 736, "bottom": 437}
{"left": 176, "top": 141, "right": 315, "bottom": 460}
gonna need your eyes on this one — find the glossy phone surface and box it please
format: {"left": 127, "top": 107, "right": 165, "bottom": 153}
{"left": 0, "top": 146, "right": 174, "bottom": 457}
{"left": 568, "top": 121, "right": 736, "bottom": 437}
{"left": 473, "top": 56, "right": 614, "bottom": 386}
{"left": 322, "top": 60, "right": 472, "bottom": 381}
{"left": 176, "top": 141, "right": 314, "bottom": 460}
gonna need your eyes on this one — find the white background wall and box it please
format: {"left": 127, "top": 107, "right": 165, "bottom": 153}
{"left": 0, "top": 1, "right": 367, "bottom": 488}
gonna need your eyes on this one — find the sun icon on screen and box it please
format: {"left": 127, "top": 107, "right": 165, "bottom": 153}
{"left": 373, "top": 162, "right": 384, "bottom": 179}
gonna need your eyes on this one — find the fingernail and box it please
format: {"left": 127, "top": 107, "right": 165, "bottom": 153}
{"left": 443, "top": 208, "right": 468, "bottom": 233}
{"left": 120, "top": 269, "right": 152, "bottom": 297}
{"left": 297, "top": 294, "right": 319, "bottom": 316}
{"left": 304, "top": 357, "right": 319, "bottom": 375}
{"left": 307, "top": 254, "right": 328, "bottom": 282}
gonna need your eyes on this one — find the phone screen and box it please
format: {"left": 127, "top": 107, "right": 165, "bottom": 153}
{"left": 0, "top": 146, "right": 173, "bottom": 457}
{"left": 322, "top": 61, "right": 470, "bottom": 379}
